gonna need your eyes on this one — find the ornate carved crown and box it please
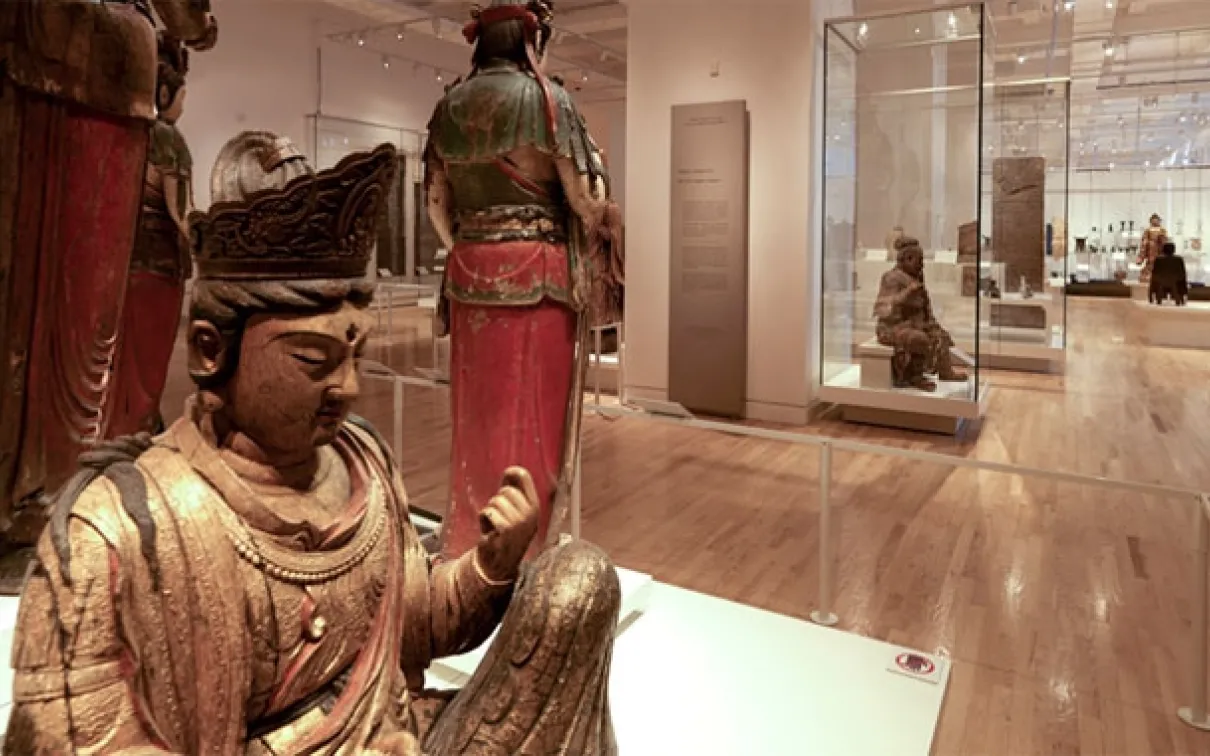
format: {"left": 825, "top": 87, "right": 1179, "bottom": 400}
{"left": 190, "top": 143, "right": 398, "bottom": 281}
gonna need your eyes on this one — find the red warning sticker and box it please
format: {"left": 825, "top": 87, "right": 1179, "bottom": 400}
{"left": 888, "top": 652, "right": 941, "bottom": 684}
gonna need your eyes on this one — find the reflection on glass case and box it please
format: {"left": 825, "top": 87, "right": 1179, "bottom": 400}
{"left": 305, "top": 115, "right": 427, "bottom": 279}
{"left": 820, "top": 3, "right": 989, "bottom": 415}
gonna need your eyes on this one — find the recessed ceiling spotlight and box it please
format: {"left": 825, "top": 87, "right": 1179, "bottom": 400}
{"left": 1017, "top": 52, "right": 1027, "bottom": 64}
{"left": 1104, "top": 42, "right": 1115, "bottom": 56}
{"left": 858, "top": 22, "right": 869, "bottom": 37}
{"left": 356, "top": 35, "right": 365, "bottom": 46}
{"left": 914, "top": 27, "right": 921, "bottom": 35}
{"left": 1064, "top": 0, "right": 1075, "bottom": 9}
{"left": 1105, "top": 0, "right": 1114, "bottom": 8}
{"left": 1108, "top": 161, "right": 1115, "bottom": 169}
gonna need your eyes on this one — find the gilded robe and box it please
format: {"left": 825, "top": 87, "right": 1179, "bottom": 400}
{"left": 5, "top": 415, "right": 620, "bottom": 754}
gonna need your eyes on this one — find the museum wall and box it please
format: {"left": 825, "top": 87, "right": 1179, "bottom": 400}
{"left": 624, "top": 0, "right": 818, "bottom": 423}
{"left": 183, "top": 0, "right": 453, "bottom": 208}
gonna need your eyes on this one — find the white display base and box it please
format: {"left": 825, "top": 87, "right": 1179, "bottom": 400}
{"left": 1136, "top": 300, "right": 1210, "bottom": 350}
{"left": 427, "top": 567, "right": 655, "bottom": 687}
{"left": 0, "top": 578, "right": 951, "bottom": 754}
{"left": 820, "top": 364, "right": 990, "bottom": 435}
{"left": 0, "top": 596, "right": 19, "bottom": 735}
{"left": 607, "top": 583, "right": 950, "bottom": 756}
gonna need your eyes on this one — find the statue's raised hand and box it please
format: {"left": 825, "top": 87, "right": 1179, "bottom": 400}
{"left": 475, "top": 467, "right": 540, "bottom": 583}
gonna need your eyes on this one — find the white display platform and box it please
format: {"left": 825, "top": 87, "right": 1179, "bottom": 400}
{"left": 608, "top": 583, "right": 950, "bottom": 756}
{"left": 821, "top": 363, "right": 990, "bottom": 434}
{"left": 0, "top": 577, "right": 951, "bottom": 754}
{"left": 1136, "top": 300, "right": 1210, "bottom": 350}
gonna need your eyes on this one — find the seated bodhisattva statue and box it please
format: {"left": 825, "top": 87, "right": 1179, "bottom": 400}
{"left": 4, "top": 134, "right": 621, "bottom": 755}
{"left": 1149, "top": 241, "right": 1189, "bottom": 306}
{"left": 873, "top": 236, "right": 968, "bottom": 392}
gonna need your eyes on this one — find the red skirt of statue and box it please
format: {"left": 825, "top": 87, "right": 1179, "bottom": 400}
{"left": 0, "top": 91, "right": 147, "bottom": 519}
{"left": 440, "top": 240, "right": 577, "bottom": 562}
{"left": 104, "top": 271, "right": 185, "bottom": 437}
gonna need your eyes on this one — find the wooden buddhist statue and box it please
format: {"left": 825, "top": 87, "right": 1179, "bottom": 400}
{"left": 4, "top": 134, "right": 622, "bottom": 755}
{"left": 874, "top": 236, "right": 968, "bottom": 392}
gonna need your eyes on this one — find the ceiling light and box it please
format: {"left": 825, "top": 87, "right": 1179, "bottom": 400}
{"left": 382, "top": 56, "right": 390, "bottom": 69}
{"left": 396, "top": 29, "right": 404, "bottom": 41}
{"left": 1017, "top": 52, "right": 1027, "bottom": 64}
{"left": 914, "top": 27, "right": 921, "bottom": 35}
{"left": 948, "top": 13, "right": 957, "bottom": 27}
{"left": 1108, "top": 162, "right": 1115, "bottom": 169}
{"left": 1105, "top": 0, "right": 1113, "bottom": 8}
{"left": 1064, "top": 0, "right": 1075, "bottom": 9}
{"left": 436, "top": 70, "right": 444, "bottom": 83}
{"left": 858, "top": 22, "right": 869, "bottom": 37}
{"left": 356, "top": 35, "right": 365, "bottom": 46}
{"left": 581, "top": 71, "right": 589, "bottom": 83}
{"left": 1104, "top": 43, "right": 1115, "bottom": 56}
{"left": 1145, "top": 160, "right": 1151, "bottom": 167}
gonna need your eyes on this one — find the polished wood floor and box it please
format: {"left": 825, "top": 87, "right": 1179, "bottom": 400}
{"left": 160, "top": 298, "right": 1210, "bottom": 755}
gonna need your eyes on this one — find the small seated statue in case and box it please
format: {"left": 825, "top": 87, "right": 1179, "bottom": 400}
{"left": 874, "top": 236, "right": 968, "bottom": 392}
{"left": 1149, "top": 241, "right": 1189, "bottom": 306}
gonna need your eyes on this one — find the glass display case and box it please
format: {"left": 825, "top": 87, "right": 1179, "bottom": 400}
{"left": 820, "top": 3, "right": 990, "bottom": 417}
{"left": 980, "top": 79, "right": 1070, "bottom": 360}
{"left": 305, "top": 115, "right": 430, "bottom": 280}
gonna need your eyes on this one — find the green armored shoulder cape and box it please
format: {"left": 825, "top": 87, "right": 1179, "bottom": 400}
{"left": 425, "top": 66, "right": 604, "bottom": 178}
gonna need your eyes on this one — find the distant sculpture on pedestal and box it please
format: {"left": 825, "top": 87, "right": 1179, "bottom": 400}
{"left": 105, "top": 32, "right": 198, "bottom": 438}
{"left": 1139, "top": 213, "right": 1168, "bottom": 283}
{"left": 874, "top": 236, "right": 968, "bottom": 392}
{"left": 1149, "top": 242, "right": 1188, "bottom": 306}
{"left": 0, "top": 0, "right": 217, "bottom": 582}
{"left": 4, "top": 135, "right": 621, "bottom": 755}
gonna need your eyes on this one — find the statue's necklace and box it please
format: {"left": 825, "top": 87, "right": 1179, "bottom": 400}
{"left": 215, "top": 471, "right": 389, "bottom": 586}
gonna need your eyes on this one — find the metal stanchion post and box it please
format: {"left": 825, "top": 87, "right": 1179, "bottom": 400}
{"left": 618, "top": 321, "right": 627, "bottom": 405}
{"left": 593, "top": 327, "right": 603, "bottom": 405}
{"left": 571, "top": 448, "right": 583, "bottom": 541}
{"left": 1179, "top": 494, "right": 1210, "bottom": 731}
{"left": 392, "top": 378, "right": 404, "bottom": 461}
{"left": 810, "top": 441, "right": 839, "bottom": 627}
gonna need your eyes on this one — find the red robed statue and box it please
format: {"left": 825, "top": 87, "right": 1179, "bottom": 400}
{"left": 423, "top": 0, "right": 624, "bottom": 561}
{"left": 0, "top": 0, "right": 217, "bottom": 576}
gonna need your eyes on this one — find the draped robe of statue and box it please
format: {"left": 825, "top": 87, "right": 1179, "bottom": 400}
{"left": 424, "top": 61, "right": 619, "bottom": 562}
{"left": 5, "top": 408, "right": 620, "bottom": 754}
{"left": 874, "top": 266, "right": 959, "bottom": 388}
{"left": 0, "top": 0, "right": 214, "bottom": 545}
{"left": 105, "top": 115, "right": 194, "bottom": 437}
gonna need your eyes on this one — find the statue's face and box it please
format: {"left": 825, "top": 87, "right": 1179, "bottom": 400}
{"left": 226, "top": 301, "right": 374, "bottom": 455}
{"left": 1151, "top": 215, "right": 1162, "bottom": 227}
{"left": 902, "top": 249, "right": 924, "bottom": 278}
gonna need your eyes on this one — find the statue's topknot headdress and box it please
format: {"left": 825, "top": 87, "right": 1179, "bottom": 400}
{"left": 189, "top": 133, "right": 397, "bottom": 281}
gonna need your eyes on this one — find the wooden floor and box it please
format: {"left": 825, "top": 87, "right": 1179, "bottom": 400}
{"left": 160, "top": 297, "right": 1210, "bottom": 755}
